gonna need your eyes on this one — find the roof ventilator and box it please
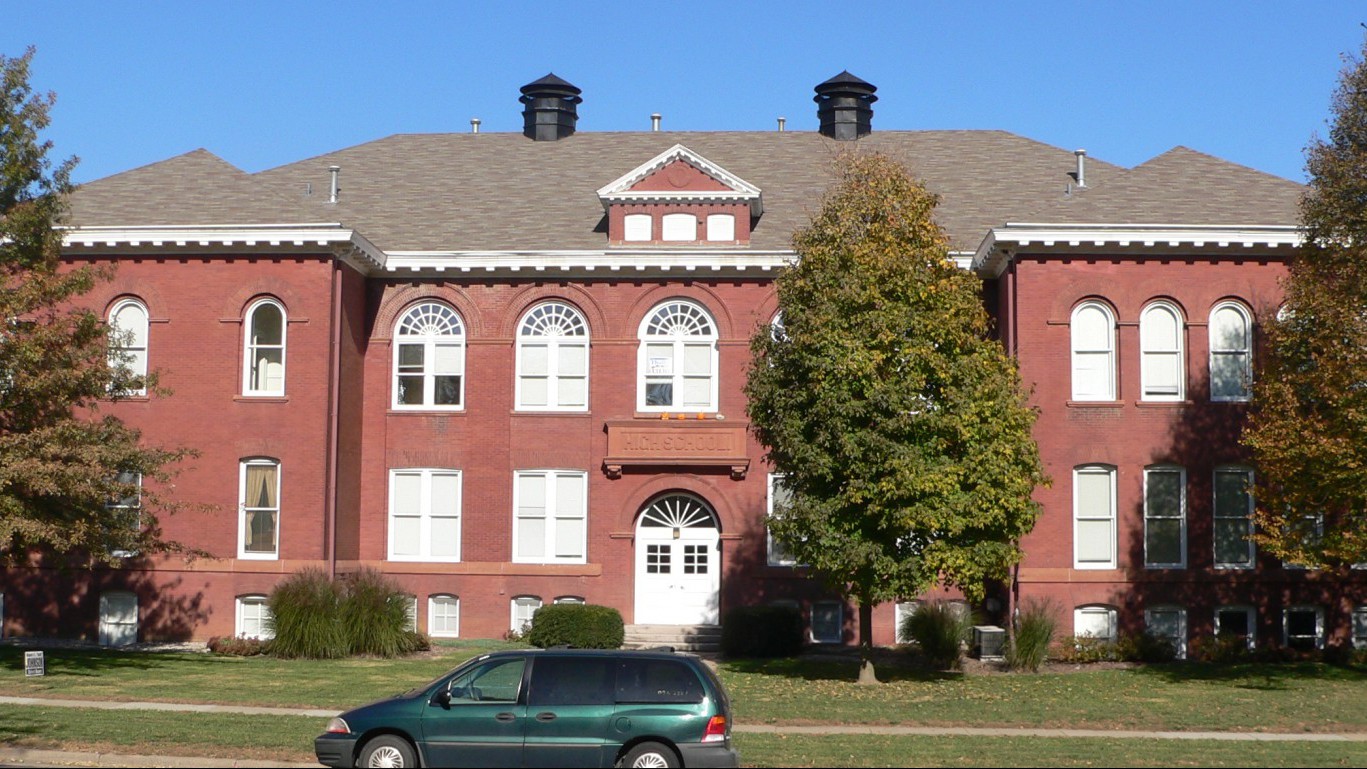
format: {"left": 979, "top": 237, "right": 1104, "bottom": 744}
{"left": 815, "top": 71, "right": 877, "bottom": 141}
{"left": 520, "top": 73, "right": 582, "bottom": 141}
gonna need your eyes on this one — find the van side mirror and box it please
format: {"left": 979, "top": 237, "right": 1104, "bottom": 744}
{"left": 432, "top": 688, "right": 451, "bottom": 708}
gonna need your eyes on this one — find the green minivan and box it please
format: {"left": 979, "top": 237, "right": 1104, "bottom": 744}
{"left": 314, "top": 648, "right": 738, "bottom": 768}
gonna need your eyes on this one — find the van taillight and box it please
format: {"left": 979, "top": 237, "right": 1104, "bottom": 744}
{"left": 702, "top": 714, "right": 727, "bottom": 743}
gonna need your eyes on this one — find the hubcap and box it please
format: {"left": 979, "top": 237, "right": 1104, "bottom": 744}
{"left": 368, "top": 745, "right": 406, "bottom": 768}
{"left": 632, "top": 752, "right": 670, "bottom": 769}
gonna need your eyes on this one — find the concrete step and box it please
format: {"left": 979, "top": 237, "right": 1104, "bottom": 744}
{"left": 623, "top": 624, "right": 722, "bottom": 653}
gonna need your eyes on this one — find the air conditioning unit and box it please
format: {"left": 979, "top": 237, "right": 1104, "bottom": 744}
{"left": 973, "top": 625, "right": 1006, "bottom": 661}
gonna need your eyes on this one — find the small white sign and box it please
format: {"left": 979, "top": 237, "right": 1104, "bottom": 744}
{"left": 24, "top": 651, "right": 44, "bottom": 677}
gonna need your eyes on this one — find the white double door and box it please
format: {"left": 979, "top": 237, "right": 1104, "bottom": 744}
{"left": 633, "top": 496, "right": 720, "bottom": 626}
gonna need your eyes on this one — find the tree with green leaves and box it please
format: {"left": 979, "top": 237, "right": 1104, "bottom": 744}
{"left": 1244, "top": 38, "right": 1367, "bottom": 568}
{"left": 745, "top": 150, "right": 1046, "bottom": 682}
{"left": 0, "top": 47, "right": 188, "bottom": 562}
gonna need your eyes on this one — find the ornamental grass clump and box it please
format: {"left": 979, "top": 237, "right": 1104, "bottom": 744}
{"left": 1005, "top": 599, "right": 1056, "bottom": 672}
{"left": 338, "top": 567, "right": 413, "bottom": 658}
{"left": 265, "top": 567, "right": 347, "bottom": 659}
{"left": 902, "top": 600, "right": 972, "bottom": 670}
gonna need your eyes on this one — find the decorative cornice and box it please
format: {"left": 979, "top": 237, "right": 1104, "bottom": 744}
{"left": 61, "top": 224, "right": 387, "bottom": 271}
{"left": 971, "top": 223, "right": 1302, "bottom": 277}
{"left": 384, "top": 249, "right": 794, "bottom": 277}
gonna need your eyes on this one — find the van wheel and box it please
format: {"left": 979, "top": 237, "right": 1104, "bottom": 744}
{"left": 358, "top": 735, "right": 417, "bottom": 768}
{"left": 621, "top": 741, "right": 679, "bottom": 768}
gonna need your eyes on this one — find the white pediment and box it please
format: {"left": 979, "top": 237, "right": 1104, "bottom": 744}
{"left": 596, "top": 144, "right": 763, "bottom": 216}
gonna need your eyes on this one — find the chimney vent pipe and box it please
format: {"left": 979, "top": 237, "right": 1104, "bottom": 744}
{"left": 1074, "top": 149, "right": 1088, "bottom": 188}
{"left": 471, "top": 118, "right": 481, "bottom": 133}
{"left": 651, "top": 113, "right": 661, "bottom": 132}
{"left": 777, "top": 116, "right": 786, "bottom": 132}
{"left": 328, "top": 165, "right": 340, "bottom": 204}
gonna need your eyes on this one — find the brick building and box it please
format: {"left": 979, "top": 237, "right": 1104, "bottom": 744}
{"left": 5, "top": 72, "right": 1353, "bottom": 654}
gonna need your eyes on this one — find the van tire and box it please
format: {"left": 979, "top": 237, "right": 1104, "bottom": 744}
{"left": 358, "top": 735, "right": 417, "bottom": 768}
{"left": 621, "top": 741, "right": 679, "bottom": 768}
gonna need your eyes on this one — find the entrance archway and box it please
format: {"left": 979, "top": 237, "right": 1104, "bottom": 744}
{"left": 633, "top": 493, "right": 720, "bottom": 625}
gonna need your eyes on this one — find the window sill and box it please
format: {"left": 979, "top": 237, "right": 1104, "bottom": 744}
{"left": 387, "top": 409, "right": 467, "bottom": 417}
{"left": 633, "top": 411, "right": 725, "bottom": 420}
{"left": 510, "top": 410, "right": 593, "bottom": 418}
{"left": 1134, "top": 400, "right": 1195, "bottom": 408}
{"left": 234, "top": 396, "right": 288, "bottom": 404}
{"left": 1065, "top": 400, "right": 1123, "bottom": 409}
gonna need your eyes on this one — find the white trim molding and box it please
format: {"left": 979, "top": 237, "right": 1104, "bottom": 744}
{"left": 61, "top": 223, "right": 387, "bottom": 272}
{"left": 596, "top": 144, "right": 764, "bottom": 217}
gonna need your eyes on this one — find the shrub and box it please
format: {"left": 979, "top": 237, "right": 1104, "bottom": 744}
{"left": 1054, "top": 635, "right": 1122, "bottom": 663}
{"left": 1116, "top": 632, "right": 1178, "bottom": 663}
{"left": 266, "top": 567, "right": 347, "bottom": 659}
{"left": 1190, "top": 634, "right": 1252, "bottom": 663}
{"left": 338, "top": 568, "right": 412, "bottom": 657}
{"left": 721, "top": 605, "right": 804, "bottom": 658}
{"left": 206, "top": 635, "right": 266, "bottom": 656}
{"left": 400, "top": 630, "right": 432, "bottom": 654}
{"left": 526, "top": 604, "right": 625, "bottom": 649}
{"left": 902, "top": 600, "right": 972, "bottom": 670}
{"left": 1006, "top": 600, "right": 1056, "bottom": 672}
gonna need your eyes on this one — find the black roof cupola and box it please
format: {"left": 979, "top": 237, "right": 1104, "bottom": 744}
{"left": 520, "top": 73, "right": 582, "bottom": 141}
{"left": 814, "top": 71, "right": 877, "bottom": 141}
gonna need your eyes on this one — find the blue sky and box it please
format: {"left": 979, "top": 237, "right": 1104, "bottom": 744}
{"left": 5, "top": 2, "right": 1364, "bottom": 185}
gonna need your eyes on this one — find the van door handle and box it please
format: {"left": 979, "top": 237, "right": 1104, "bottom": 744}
{"left": 535, "top": 712, "right": 557, "bottom": 722}
{"left": 495, "top": 712, "right": 516, "bottom": 722}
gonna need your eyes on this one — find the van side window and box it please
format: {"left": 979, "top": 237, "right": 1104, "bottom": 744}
{"left": 447, "top": 658, "right": 526, "bottom": 704}
{"left": 615, "top": 659, "right": 704, "bottom": 704}
{"left": 528, "top": 657, "right": 615, "bottom": 707}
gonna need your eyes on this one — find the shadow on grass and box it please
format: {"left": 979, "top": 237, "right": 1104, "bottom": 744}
{"left": 721, "top": 651, "right": 964, "bottom": 683}
{"left": 1128, "top": 660, "right": 1367, "bottom": 691}
{"left": 0, "top": 645, "right": 218, "bottom": 678}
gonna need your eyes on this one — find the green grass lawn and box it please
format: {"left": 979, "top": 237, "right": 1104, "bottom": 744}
{"left": 3, "top": 644, "right": 1367, "bottom": 767}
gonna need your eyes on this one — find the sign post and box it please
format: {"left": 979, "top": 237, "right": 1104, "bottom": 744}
{"left": 24, "top": 650, "right": 44, "bottom": 677}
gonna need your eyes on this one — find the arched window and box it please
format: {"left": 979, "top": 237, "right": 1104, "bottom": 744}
{"left": 393, "top": 302, "right": 465, "bottom": 409}
{"left": 1070, "top": 302, "right": 1115, "bottom": 401}
{"left": 638, "top": 300, "right": 718, "bottom": 411}
{"left": 1210, "top": 302, "right": 1253, "bottom": 401}
{"left": 108, "top": 299, "right": 148, "bottom": 396}
{"left": 1140, "top": 302, "right": 1185, "bottom": 401}
{"left": 661, "top": 213, "right": 697, "bottom": 241}
{"left": 429, "top": 595, "right": 459, "bottom": 638}
{"left": 242, "top": 299, "right": 286, "bottom": 396}
{"left": 516, "top": 302, "right": 589, "bottom": 411}
{"left": 239, "top": 458, "right": 280, "bottom": 559}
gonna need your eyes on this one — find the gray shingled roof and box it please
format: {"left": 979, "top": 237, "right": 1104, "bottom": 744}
{"left": 68, "top": 149, "right": 316, "bottom": 226}
{"left": 1021, "top": 146, "right": 1303, "bottom": 226}
{"left": 68, "top": 133, "right": 1301, "bottom": 254}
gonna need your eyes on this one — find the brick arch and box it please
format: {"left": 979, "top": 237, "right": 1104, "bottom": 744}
{"left": 96, "top": 280, "right": 167, "bottom": 320}
{"left": 613, "top": 474, "right": 741, "bottom": 535}
{"left": 219, "top": 283, "right": 306, "bottom": 322}
{"left": 497, "top": 285, "right": 608, "bottom": 339}
{"left": 373, "top": 284, "right": 484, "bottom": 341}
{"left": 1138, "top": 295, "right": 1190, "bottom": 321}
{"left": 622, "top": 284, "right": 737, "bottom": 339}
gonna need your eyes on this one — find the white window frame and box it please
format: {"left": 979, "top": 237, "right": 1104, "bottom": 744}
{"left": 661, "top": 213, "right": 696, "bottom": 241}
{"left": 1143, "top": 466, "right": 1187, "bottom": 569}
{"left": 894, "top": 601, "right": 921, "bottom": 644}
{"left": 512, "top": 470, "right": 588, "bottom": 564}
{"left": 1283, "top": 605, "right": 1324, "bottom": 651}
{"left": 387, "top": 468, "right": 463, "bottom": 563}
{"left": 1144, "top": 606, "right": 1187, "bottom": 659}
{"left": 107, "top": 298, "right": 149, "bottom": 396}
{"left": 1074, "top": 605, "right": 1118, "bottom": 643}
{"left": 1214, "top": 466, "right": 1256, "bottom": 569}
{"left": 811, "top": 601, "right": 843, "bottom": 644}
{"left": 238, "top": 458, "right": 280, "bottom": 560}
{"left": 428, "top": 595, "right": 460, "bottom": 638}
{"left": 1282, "top": 513, "right": 1324, "bottom": 570}
{"left": 1209, "top": 302, "right": 1253, "bottom": 402}
{"left": 242, "top": 298, "right": 287, "bottom": 397}
{"left": 403, "top": 595, "right": 418, "bottom": 632}
{"left": 511, "top": 595, "right": 542, "bottom": 633}
{"left": 1074, "top": 465, "right": 1117, "bottom": 569}
{"left": 392, "top": 302, "right": 466, "bottom": 410}
{"left": 706, "top": 213, "right": 735, "bottom": 242}
{"left": 106, "top": 471, "right": 143, "bottom": 558}
{"left": 554, "top": 596, "right": 585, "bottom": 605}
{"left": 1070, "top": 302, "right": 1116, "bottom": 401}
{"left": 1353, "top": 606, "right": 1367, "bottom": 650}
{"left": 637, "top": 300, "right": 719, "bottom": 412}
{"left": 624, "top": 213, "right": 652, "bottom": 242}
{"left": 1140, "top": 301, "right": 1185, "bottom": 401}
{"left": 515, "top": 302, "right": 589, "bottom": 412}
{"left": 1216, "top": 605, "right": 1256, "bottom": 650}
{"left": 235, "top": 595, "right": 274, "bottom": 640}
{"left": 767, "top": 473, "right": 799, "bottom": 567}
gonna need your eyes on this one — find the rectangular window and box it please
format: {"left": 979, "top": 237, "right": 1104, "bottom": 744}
{"left": 239, "top": 460, "right": 280, "bottom": 559}
{"left": 894, "top": 601, "right": 921, "bottom": 644}
{"left": 1214, "top": 467, "right": 1255, "bottom": 568}
{"left": 388, "top": 469, "right": 462, "bottom": 562}
{"left": 1145, "top": 607, "right": 1187, "bottom": 659}
{"left": 403, "top": 595, "right": 418, "bottom": 632}
{"left": 1282, "top": 513, "right": 1324, "bottom": 570}
{"left": 1074, "top": 606, "right": 1117, "bottom": 643}
{"left": 429, "top": 596, "right": 460, "bottom": 638}
{"left": 1353, "top": 607, "right": 1367, "bottom": 650}
{"left": 106, "top": 471, "right": 142, "bottom": 557}
{"left": 1144, "top": 467, "right": 1186, "bottom": 568}
{"left": 1216, "top": 606, "right": 1256, "bottom": 650}
{"left": 812, "top": 601, "right": 843, "bottom": 644}
{"left": 513, "top": 471, "right": 587, "bottom": 564}
{"left": 767, "top": 474, "right": 799, "bottom": 567}
{"left": 1284, "top": 606, "right": 1323, "bottom": 651}
{"left": 511, "top": 596, "right": 542, "bottom": 633}
{"left": 235, "top": 596, "right": 274, "bottom": 640}
{"left": 1074, "top": 466, "right": 1116, "bottom": 569}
